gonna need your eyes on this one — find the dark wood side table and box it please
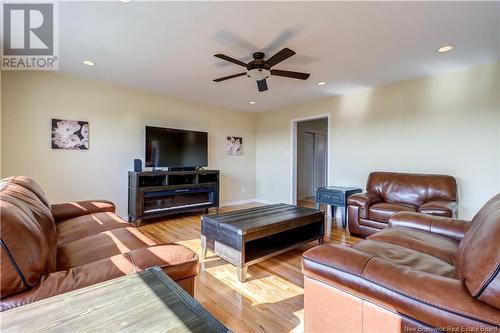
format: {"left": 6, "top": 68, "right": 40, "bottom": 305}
{"left": 1, "top": 267, "right": 230, "bottom": 333}
{"left": 315, "top": 186, "right": 362, "bottom": 229}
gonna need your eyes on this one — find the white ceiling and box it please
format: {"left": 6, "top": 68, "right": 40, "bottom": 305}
{"left": 59, "top": 1, "right": 500, "bottom": 112}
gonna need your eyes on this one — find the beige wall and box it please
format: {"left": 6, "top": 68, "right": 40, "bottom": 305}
{"left": 2, "top": 63, "right": 499, "bottom": 220}
{"left": 256, "top": 62, "right": 500, "bottom": 219}
{"left": 1, "top": 71, "right": 257, "bottom": 217}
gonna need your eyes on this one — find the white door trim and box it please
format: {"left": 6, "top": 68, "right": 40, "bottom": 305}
{"left": 290, "top": 114, "right": 331, "bottom": 206}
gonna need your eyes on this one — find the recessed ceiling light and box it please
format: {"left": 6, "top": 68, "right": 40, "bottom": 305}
{"left": 82, "top": 60, "right": 96, "bottom": 66}
{"left": 317, "top": 81, "right": 326, "bottom": 86}
{"left": 249, "top": 101, "right": 256, "bottom": 105}
{"left": 437, "top": 45, "right": 453, "bottom": 53}
{"left": 119, "top": 0, "right": 131, "bottom": 2}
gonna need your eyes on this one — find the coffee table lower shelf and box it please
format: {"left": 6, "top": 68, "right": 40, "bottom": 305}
{"left": 202, "top": 235, "right": 323, "bottom": 281}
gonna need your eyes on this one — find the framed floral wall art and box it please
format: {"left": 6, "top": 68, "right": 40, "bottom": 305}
{"left": 51, "top": 119, "right": 89, "bottom": 150}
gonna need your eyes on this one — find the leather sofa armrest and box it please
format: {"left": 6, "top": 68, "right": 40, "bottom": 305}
{"left": 346, "top": 192, "right": 382, "bottom": 218}
{"left": 419, "top": 200, "right": 458, "bottom": 217}
{"left": 388, "top": 212, "right": 470, "bottom": 241}
{"left": 303, "top": 244, "right": 375, "bottom": 282}
{"left": 51, "top": 200, "right": 115, "bottom": 223}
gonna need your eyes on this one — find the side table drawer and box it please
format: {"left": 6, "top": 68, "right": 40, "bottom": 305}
{"left": 317, "top": 191, "right": 344, "bottom": 205}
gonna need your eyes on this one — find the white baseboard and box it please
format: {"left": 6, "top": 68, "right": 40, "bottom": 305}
{"left": 219, "top": 199, "right": 258, "bottom": 207}
{"left": 253, "top": 198, "right": 276, "bottom": 205}
{"left": 220, "top": 198, "right": 278, "bottom": 207}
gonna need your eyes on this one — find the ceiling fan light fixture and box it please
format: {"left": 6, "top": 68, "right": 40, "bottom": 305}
{"left": 437, "top": 45, "right": 453, "bottom": 53}
{"left": 247, "top": 68, "right": 270, "bottom": 81}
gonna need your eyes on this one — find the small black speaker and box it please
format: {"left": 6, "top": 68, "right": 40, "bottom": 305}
{"left": 133, "top": 159, "right": 142, "bottom": 172}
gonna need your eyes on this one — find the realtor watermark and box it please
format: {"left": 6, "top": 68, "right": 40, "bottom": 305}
{"left": 404, "top": 326, "right": 498, "bottom": 332}
{"left": 1, "top": 1, "right": 59, "bottom": 70}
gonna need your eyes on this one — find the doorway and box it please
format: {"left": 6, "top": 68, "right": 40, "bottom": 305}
{"left": 293, "top": 117, "right": 329, "bottom": 207}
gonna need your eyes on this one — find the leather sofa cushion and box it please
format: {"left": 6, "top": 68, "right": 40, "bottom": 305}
{"left": 57, "top": 212, "right": 129, "bottom": 245}
{"left": 457, "top": 194, "right": 500, "bottom": 309}
{"left": 9, "top": 176, "right": 51, "bottom": 208}
{"left": 51, "top": 200, "right": 115, "bottom": 223}
{"left": 368, "top": 203, "right": 417, "bottom": 223}
{"left": 0, "top": 244, "right": 199, "bottom": 311}
{"left": 368, "top": 228, "right": 459, "bottom": 265}
{"left": 353, "top": 240, "right": 456, "bottom": 277}
{"left": 418, "top": 200, "right": 456, "bottom": 217}
{"left": 57, "top": 227, "right": 157, "bottom": 270}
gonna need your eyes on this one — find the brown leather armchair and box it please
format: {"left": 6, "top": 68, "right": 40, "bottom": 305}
{"left": 0, "top": 176, "right": 199, "bottom": 311}
{"left": 302, "top": 193, "right": 500, "bottom": 332}
{"left": 347, "top": 172, "right": 458, "bottom": 237}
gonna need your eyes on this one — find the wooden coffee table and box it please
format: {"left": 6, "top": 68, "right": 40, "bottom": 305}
{"left": 201, "top": 204, "right": 324, "bottom": 282}
{"left": 1, "top": 267, "right": 230, "bottom": 333}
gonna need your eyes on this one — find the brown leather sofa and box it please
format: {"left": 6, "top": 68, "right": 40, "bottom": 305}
{"left": 302, "top": 193, "right": 500, "bottom": 332}
{"left": 0, "top": 176, "right": 199, "bottom": 311}
{"left": 348, "top": 172, "right": 458, "bottom": 237}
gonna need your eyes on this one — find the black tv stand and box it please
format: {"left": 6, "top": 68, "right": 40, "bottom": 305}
{"left": 128, "top": 170, "right": 220, "bottom": 225}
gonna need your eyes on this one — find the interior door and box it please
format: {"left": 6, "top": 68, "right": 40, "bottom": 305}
{"left": 302, "top": 132, "right": 315, "bottom": 198}
{"left": 314, "top": 134, "right": 327, "bottom": 190}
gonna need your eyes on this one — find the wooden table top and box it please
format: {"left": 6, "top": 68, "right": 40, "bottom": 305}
{"left": 1, "top": 268, "right": 230, "bottom": 333}
{"left": 202, "top": 203, "right": 323, "bottom": 235}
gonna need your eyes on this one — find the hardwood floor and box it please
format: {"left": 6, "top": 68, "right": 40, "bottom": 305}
{"left": 138, "top": 203, "right": 360, "bottom": 333}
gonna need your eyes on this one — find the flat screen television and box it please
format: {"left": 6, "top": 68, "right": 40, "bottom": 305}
{"left": 145, "top": 126, "right": 208, "bottom": 169}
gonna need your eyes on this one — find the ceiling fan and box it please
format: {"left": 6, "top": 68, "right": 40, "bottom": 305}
{"left": 212, "top": 48, "right": 310, "bottom": 92}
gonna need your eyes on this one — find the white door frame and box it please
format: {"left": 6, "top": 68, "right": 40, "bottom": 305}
{"left": 290, "top": 114, "right": 331, "bottom": 206}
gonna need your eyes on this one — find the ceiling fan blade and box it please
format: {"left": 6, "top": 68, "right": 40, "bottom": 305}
{"left": 213, "top": 72, "right": 247, "bottom": 82}
{"left": 257, "top": 79, "right": 268, "bottom": 92}
{"left": 271, "top": 69, "right": 310, "bottom": 80}
{"left": 261, "top": 27, "right": 300, "bottom": 55}
{"left": 214, "top": 54, "right": 248, "bottom": 67}
{"left": 266, "top": 48, "right": 296, "bottom": 67}
{"left": 216, "top": 31, "right": 259, "bottom": 53}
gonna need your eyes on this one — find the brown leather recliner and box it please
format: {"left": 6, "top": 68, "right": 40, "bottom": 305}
{"left": 348, "top": 172, "right": 458, "bottom": 237}
{"left": 302, "top": 193, "right": 500, "bottom": 332}
{"left": 0, "top": 176, "right": 199, "bottom": 311}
